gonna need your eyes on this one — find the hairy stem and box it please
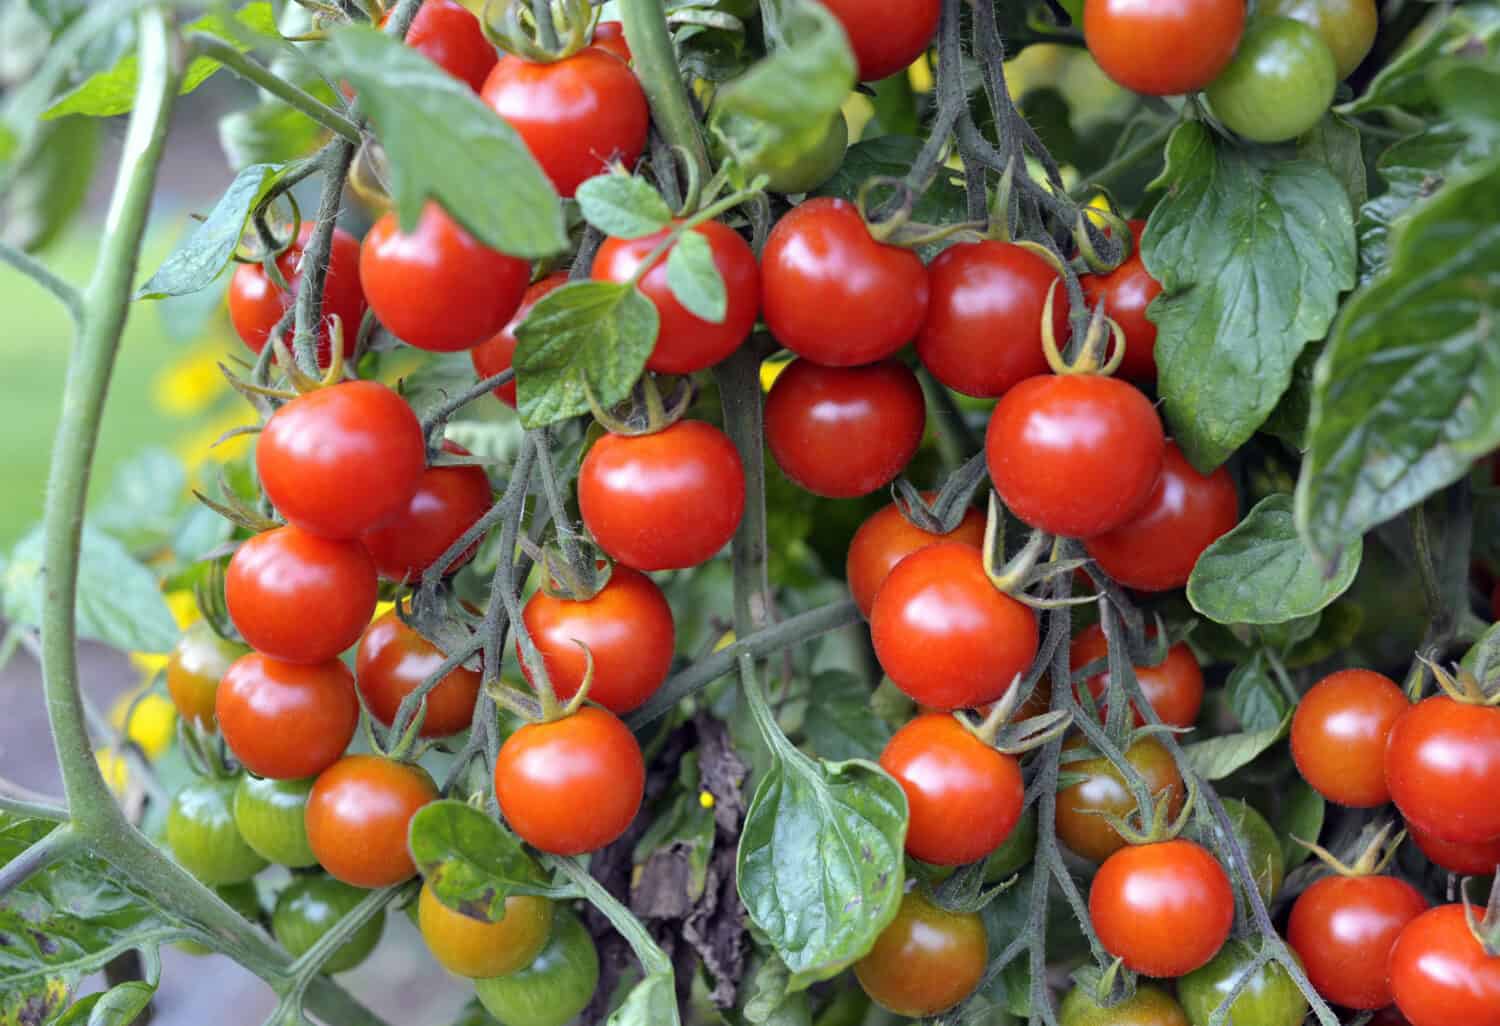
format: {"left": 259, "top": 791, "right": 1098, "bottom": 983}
{"left": 619, "top": 0, "right": 711, "bottom": 202}
{"left": 189, "top": 35, "right": 362, "bottom": 143}
{"left": 713, "top": 345, "right": 773, "bottom": 634}
{"left": 0, "top": 824, "right": 78, "bottom": 898}
{"left": 291, "top": 141, "right": 357, "bottom": 374}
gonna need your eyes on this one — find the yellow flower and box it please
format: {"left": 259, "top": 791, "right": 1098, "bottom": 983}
{"left": 110, "top": 690, "right": 178, "bottom": 759}
{"left": 759, "top": 357, "right": 792, "bottom": 394}
{"left": 179, "top": 408, "right": 256, "bottom": 466}
{"left": 712, "top": 630, "right": 736, "bottom": 652}
{"left": 907, "top": 53, "right": 934, "bottom": 94}
{"left": 129, "top": 651, "right": 169, "bottom": 677}
{"left": 153, "top": 344, "right": 231, "bottom": 417}
{"left": 95, "top": 748, "right": 131, "bottom": 795}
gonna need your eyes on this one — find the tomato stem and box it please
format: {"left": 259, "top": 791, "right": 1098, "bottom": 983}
{"left": 619, "top": 0, "right": 712, "bottom": 209}
{"left": 188, "top": 35, "right": 363, "bottom": 144}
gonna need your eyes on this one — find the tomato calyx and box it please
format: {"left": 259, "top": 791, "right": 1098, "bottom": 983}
{"left": 856, "top": 175, "right": 986, "bottom": 249}
{"left": 536, "top": 544, "right": 613, "bottom": 603}
{"left": 1040, "top": 279, "right": 1126, "bottom": 377}
{"left": 1294, "top": 820, "right": 1405, "bottom": 878}
{"left": 481, "top": 0, "right": 595, "bottom": 62}
{"left": 1465, "top": 880, "right": 1500, "bottom": 956}
{"left": 1073, "top": 206, "right": 1134, "bottom": 275}
{"left": 890, "top": 462, "right": 987, "bottom": 536}
{"left": 1069, "top": 958, "right": 1134, "bottom": 1013}
{"left": 1422, "top": 655, "right": 1500, "bottom": 708}
{"left": 1081, "top": 761, "right": 1200, "bottom": 847}
{"left": 982, "top": 496, "right": 1099, "bottom": 610}
{"left": 586, "top": 373, "right": 695, "bottom": 436}
{"left": 962, "top": 677, "right": 1072, "bottom": 753}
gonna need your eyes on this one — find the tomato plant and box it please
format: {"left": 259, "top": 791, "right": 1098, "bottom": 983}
{"left": 273, "top": 874, "right": 387, "bottom": 974}
{"left": 1204, "top": 16, "right": 1338, "bottom": 144}
{"left": 818, "top": 0, "right": 940, "bottom": 81}
{"left": 216, "top": 652, "right": 360, "bottom": 780}
{"left": 418, "top": 884, "right": 554, "bottom": 979}
{"left": 1386, "top": 696, "right": 1500, "bottom": 843}
{"left": 165, "top": 622, "right": 248, "bottom": 730}
{"left": 1056, "top": 735, "right": 1185, "bottom": 863}
{"left": 233, "top": 775, "right": 318, "bottom": 869}
{"left": 1089, "top": 839, "right": 1233, "bottom": 977}
{"left": 355, "top": 609, "right": 483, "bottom": 738}
{"left": 853, "top": 890, "right": 987, "bottom": 1017}
{"left": 1178, "top": 939, "right": 1309, "bottom": 1026}
{"left": 227, "top": 223, "right": 365, "bottom": 366}
{"left": 1263, "top": 0, "right": 1377, "bottom": 78}
{"left": 1080, "top": 220, "right": 1160, "bottom": 383}
{"left": 1084, "top": 0, "right": 1244, "bottom": 96}
{"left": 306, "top": 755, "right": 438, "bottom": 888}
{"left": 1388, "top": 905, "right": 1500, "bottom": 1026}
{"left": 1058, "top": 983, "right": 1189, "bottom": 1026}
{"left": 590, "top": 21, "right": 631, "bottom": 63}
{"left": 392, "top": 0, "right": 496, "bottom": 92}
{"left": 473, "top": 911, "right": 599, "bottom": 1026}
{"left": 166, "top": 776, "right": 268, "bottom": 886}
{"left": 359, "top": 444, "right": 493, "bottom": 581}
{"left": 470, "top": 273, "right": 567, "bottom": 408}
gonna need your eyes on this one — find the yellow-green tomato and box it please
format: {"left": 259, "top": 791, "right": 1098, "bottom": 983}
{"left": 1205, "top": 16, "right": 1337, "bottom": 144}
{"left": 233, "top": 775, "right": 318, "bottom": 868}
{"left": 1059, "top": 983, "right": 1190, "bottom": 1026}
{"left": 474, "top": 911, "right": 599, "bottom": 1026}
{"left": 272, "top": 875, "right": 386, "bottom": 974}
{"left": 1261, "top": 0, "right": 1377, "bottom": 79}
{"left": 167, "top": 776, "right": 268, "bottom": 886}
{"left": 418, "top": 883, "right": 554, "bottom": 979}
{"left": 1216, "top": 798, "right": 1285, "bottom": 905}
{"left": 1178, "top": 940, "right": 1309, "bottom": 1026}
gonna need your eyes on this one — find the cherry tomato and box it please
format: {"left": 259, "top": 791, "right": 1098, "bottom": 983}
{"left": 471, "top": 273, "right": 567, "bottom": 408}
{"left": 494, "top": 706, "right": 644, "bottom": 855}
{"left": 1410, "top": 825, "right": 1500, "bottom": 877}
{"left": 1291, "top": 667, "right": 1408, "bottom": 807}
{"left": 592, "top": 220, "right": 759, "bottom": 374}
{"left": 854, "top": 890, "right": 985, "bottom": 1016}
{"left": 1084, "top": 441, "right": 1238, "bottom": 591}
{"left": 1089, "top": 839, "right": 1233, "bottom": 978}
{"left": 818, "top": 0, "right": 940, "bottom": 81}
{"left": 217, "top": 653, "right": 359, "bottom": 780}
{"left": 474, "top": 911, "right": 599, "bottom": 1026}
{"left": 1388, "top": 905, "right": 1500, "bottom": 1026}
{"left": 306, "top": 755, "right": 438, "bottom": 888}
{"left": 272, "top": 875, "right": 387, "bottom": 974}
{"left": 1178, "top": 939, "right": 1309, "bottom": 1026}
{"left": 1080, "top": 221, "right": 1161, "bottom": 383}
{"left": 760, "top": 197, "right": 929, "bottom": 367}
{"left": 392, "top": 0, "right": 496, "bottom": 92}
{"left": 360, "top": 202, "right": 530, "bottom": 352}
{"left": 870, "top": 542, "right": 1040, "bottom": 710}
{"left": 520, "top": 566, "right": 675, "bottom": 715}
{"left": 986, "top": 374, "right": 1165, "bottom": 539}
{"left": 1262, "top": 0, "right": 1376, "bottom": 80}
{"left": 1205, "top": 16, "right": 1337, "bottom": 144}
{"left": 1069, "top": 623, "right": 1205, "bottom": 729}
{"left": 166, "top": 776, "right": 269, "bottom": 886}
{"left": 227, "top": 223, "right": 365, "bottom": 366}
{"left": 764, "top": 359, "right": 926, "bottom": 499}
{"left": 846, "top": 494, "right": 985, "bottom": 618}
{"left": 1386, "top": 695, "right": 1500, "bottom": 843}
{"left": 233, "top": 775, "right": 317, "bottom": 868}
{"left": 359, "top": 445, "right": 493, "bottom": 581}
{"left": 578, "top": 421, "right": 745, "bottom": 571}
{"left": 1288, "top": 873, "right": 1428, "bottom": 1009}
{"left": 166, "top": 622, "right": 248, "bottom": 730}
{"left": 732, "top": 112, "right": 847, "bottom": 194}
{"left": 1056, "top": 736, "right": 1185, "bottom": 864}
{"left": 1215, "top": 798, "right": 1284, "bottom": 905}
{"left": 1084, "top": 0, "right": 1244, "bottom": 95}
{"left": 917, "top": 241, "right": 1069, "bottom": 399}
{"left": 225, "top": 526, "right": 377, "bottom": 664}
{"left": 356, "top": 610, "right": 482, "bottom": 738}
{"left": 480, "top": 50, "right": 649, "bottom": 198}
{"left": 1059, "top": 983, "right": 1189, "bottom": 1026}
{"left": 419, "top": 883, "right": 553, "bottom": 979}
{"left": 590, "top": 20, "right": 631, "bottom": 63}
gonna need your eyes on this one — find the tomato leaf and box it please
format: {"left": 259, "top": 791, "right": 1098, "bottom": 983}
{"left": 1357, "top": 127, "right": 1474, "bottom": 284}
{"left": 91, "top": 448, "right": 187, "bottom": 552}
{"left": 1223, "top": 655, "right": 1288, "bottom": 732}
{"left": 408, "top": 800, "right": 552, "bottom": 922}
{"left": 575, "top": 173, "right": 673, "bottom": 240}
{"left": 53, "top": 981, "right": 156, "bottom": 1026}
{"left": 605, "top": 972, "right": 680, "bottom": 1026}
{"left": 1297, "top": 114, "right": 1367, "bottom": 212}
{"left": 0, "top": 114, "right": 99, "bottom": 252}
{"left": 1275, "top": 780, "right": 1326, "bottom": 869}
{"left": 1341, "top": 6, "right": 1500, "bottom": 116}
{"left": 665, "top": 229, "right": 728, "bottom": 324}
{"left": 800, "top": 671, "right": 892, "bottom": 762}
{"left": 218, "top": 85, "right": 333, "bottom": 171}
{"left": 136, "top": 164, "right": 283, "bottom": 300}
{"left": 1180, "top": 715, "right": 1290, "bottom": 781}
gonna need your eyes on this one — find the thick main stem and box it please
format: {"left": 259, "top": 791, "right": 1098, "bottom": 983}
{"left": 619, "top": 0, "right": 711, "bottom": 202}
{"left": 713, "top": 345, "right": 773, "bottom": 634}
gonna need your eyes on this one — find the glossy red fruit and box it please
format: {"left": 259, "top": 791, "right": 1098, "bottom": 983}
{"left": 1089, "top": 839, "right": 1234, "bottom": 978}
{"left": 1288, "top": 873, "right": 1429, "bottom": 1010}
{"left": 591, "top": 20, "right": 631, "bottom": 62}
{"left": 355, "top": 610, "right": 482, "bottom": 739}
{"left": 227, "top": 223, "right": 365, "bottom": 366}
{"left": 1081, "top": 221, "right": 1161, "bottom": 383}
{"left": 217, "top": 653, "right": 359, "bottom": 780}
{"left": 871, "top": 542, "right": 1040, "bottom": 710}
{"left": 1084, "top": 0, "right": 1245, "bottom": 95}
{"left": 390, "top": 0, "right": 497, "bottom": 91}
{"left": 1388, "top": 905, "right": 1500, "bottom": 1026}
{"left": 761, "top": 197, "right": 929, "bottom": 367}
{"left": 818, "top": 0, "right": 941, "bottom": 81}
{"left": 1386, "top": 696, "right": 1500, "bottom": 843}
{"left": 1291, "top": 668, "right": 1408, "bottom": 808}
{"left": 986, "top": 373, "right": 1165, "bottom": 539}
{"left": 307, "top": 755, "right": 438, "bottom": 888}
{"left": 470, "top": 273, "right": 567, "bottom": 408}
{"left": 1410, "top": 826, "right": 1500, "bottom": 876}
{"left": 360, "top": 444, "right": 492, "bottom": 581}
{"left": 854, "top": 891, "right": 986, "bottom": 1017}
{"left": 846, "top": 495, "right": 985, "bottom": 618}
{"left": 480, "top": 50, "right": 649, "bottom": 198}
{"left": 1068, "top": 623, "right": 1204, "bottom": 729}
{"left": 764, "top": 359, "right": 926, "bottom": 499}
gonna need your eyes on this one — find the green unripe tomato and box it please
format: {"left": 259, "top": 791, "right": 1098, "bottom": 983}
{"left": 1059, "top": 982, "right": 1189, "bottom": 1026}
{"left": 1205, "top": 16, "right": 1337, "bottom": 144}
{"left": 475, "top": 911, "right": 599, "bottom": 1026}
{"left": 178, "top": 881, "right": 263, "bottom": 956}
{"left": 1260, "top": 0, "right": 1377, "bottom": 79}
{"left": 984, "top": 806, "right": 1038, "bottom": 881}
{"left": 167, "top": 776, "right": 268, "bottom": 886}
{"left": 1216, "top": 798, "right": 1285, "bottom": 905}
{"left": 1178, "top": 940, "right": 1309, "bottom": 1026}
{"left": 234, "top": 775, "right": 318, "bottom": 868}
{"left": 711, "top": 112, "right": 848, "bottom": 194}
{"left": 272, "top": 874, "right": 387, "bottom": 974}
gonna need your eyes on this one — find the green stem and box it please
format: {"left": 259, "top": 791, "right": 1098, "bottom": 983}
{"left": 0, "top": 824, "right": 78, "bottom": 897}
{"left": 551, "top": 856, "right": 673, "bottom": 976}
{"left": 0, "top": 788, "right": 69, "bottom": 823}
{"left": 917, "top": 366, "right": 977, "bottom": 471}
{"left": 531, "top": 0, "right": 561, "bottom": 51}
{"left": 0, "top": 241, "right": 84, "bottom": 324}
{"left": 712, "top": 344, "right": 773, "bottom": 634}
{"left": 619, "top": 0, "right": 711, "bottom": 204}
{"left": 292, "top": 141, "right": 358, "bottom": 373}
{"left": 188, "top": 35, "right": 362, "bottom": 144}
{"left": 1069, "top": 118, "right": 1174, "bottom": 200}
{"left": 624, "top": 186, "right": 761, "bottom": 290}
{"left": 285, "top": 885, "right": 404, "bottom": 990}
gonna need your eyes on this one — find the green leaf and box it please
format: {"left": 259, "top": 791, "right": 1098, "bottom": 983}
{"left": 450, "top": 999, "right": 502, "bottom": 1026}
{"left": 1461, "top": 620, "right": 1500, "bottom": 694}
{"left": 575, "top": 173, "right": 673, "bottom": 239}
{"left": 1275, "top": 780, "right": 1325, "bottom": 869}
{"left": 325, "top": 26, "right": 565, "bottom": 260}
{"left": 91, "top": 448, "right": 187, "bottom": 551}
{"left": 0, "top": 115, "right": 99, "bottom": 252}
{"left": 1341, "top": 6, "right": 1500, "bottom": 116}
{"left": 1298, "top": 114, "right": 1367, "bottom": 212}
{"left": 1429, "top": 55, "right": 1500, "bottom": 146}
{"left": 408, "top": 800, "right": 550, "bottom": 922}
{"left": 136, "top": 164, "right": 282, "bottom": 300}
{"left": 1357, "top": 126, "right": 1473, "bottom": 283}
{"left": 1295, "top": 156, "right": 1500, "bottom": 559}
{"left": 1144, "top": 121, "right": 1356, "bottom": 471}
{"left": 1223, "top": 655, "right": 1288, "bottom": 732}
{"left": 218, "top": 89, "right": 331, "bottom": 170}
{"left": 170, "top": 504, "right": 234, "bottom": 568}
{"left": 1181, "top": 715, "right": 1290, "bottom": 780}
{"left": 513, "top": 281, "right": 659, "bottom": 428}
{"left": 55, "top": 982, "right": 155, "bottom": 1026}
{"left": 1283, "top": 601, "right": 1364, "bottom": 668}
{"left": 814, "top": 136, "right": 968, "bottom": 240}
{"left": 606, "top": 972, "right": 680, "bottom": 1026}
{"left": 665, "top": 229, "right": 728, "bottom": 324}
{"left": 800, "top": 671, "right": 892, "bottom": 762}
{"left": 1188, "top": 494, "right": 1361, "bottom": 625}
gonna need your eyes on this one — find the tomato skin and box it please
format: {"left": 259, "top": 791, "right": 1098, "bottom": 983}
{"left": 360, "top": 202, "right": 530, "bottom": 352}
{"left": 870, "top": 542, "right": 1040, "bottom": 711}
{"left": 578, "top": 421, "right": 745, "bottom": 572}
{"left": 1084, "top": 441, "right": 1238, "bottom": 591}
{"left": 1215, "top": 798, "right": 1284, "bottom": 905}
{"left": 167, "top": 776, "right": 269, "bottom": 886}
{"left": 818, "top": 0, "right": 940, "bottom": 81}
{"left": 1084, "top": 0, "right": 1244, "bottom": 95}
{"left": 1288, "top": 874, "right": 1428, "bottom": 1010}
{"left": 166, "top": 622, "right": 249, "bottom": 730}
{"left": 471, "top": 273, "right": 568, "bottom": 408}
{"left": 494, "top": 706, "right": 644, "bottom": 855}
{"left": 1081, "top": 221, "right": 1161, "bottom": 383}
{"left": 480, "top": 50, "right": 648, "bottom": 199}
{"left": 738, "top": 112, "right": 847, "bottom": 194}
{"left": 397, "top": 0, "right": 497, "bottom": 92}
{"left": 233, "top": 775, "right": 318, "bottom": 868}
{"left": 1386, "top": 696, "right": 1500, "bottom": 843}
{"left": 272, "top": 875, "right": 387, "bottom": 974}
{"left": 474, "top": 910, "right": 599, "bottom": 1026}
{"left": 879, "top": 713, "right": 1024, "bottom": 866}
{"left": 227, "top": 223, "right": 365, "bottom": 365}
{"left": 1056, "top": 736, "right": 1185, "bottom": 864}
{"left": 917, "top": 241, "right": 1069, "bottom": 399}
{"left": 359, "top": 449, "right": 492, "bottom": 581}
{"left": 1178, "top": 939, "right": 1309, "bottom": 1026}
{"left": 1068, "top": 623, "right": 1204, "bottom": 729}
{"left": 846, "top": 495, "right": 985, "bottom": 618}
{"left": 306, "top": 755, "right": 438, "bottom": 888}
{"left": 986, "top": 374, "right": 1165, "bottom": 539}
{"left": 592, "top": 221, "right": 760, "bottom": 374}
{"left": 419, "top": 883, "right": 553, "bottom": 979}
{"left": 1291, "top": 668, "right": 1408, "bottom": 807}
{"left": 764, "top": 359, "right": 926, "bottom": 499}
{"left": 1410, "top": 825, "right": 1500, "bottom": 876}
{"left": 356, "top": 610, "right": 482, "bottom": 738}
{"left": 1205, "top": 16, "right": 1337, "bottom": 144}
{"left": 590, "top": 21, "right": 631, "bottom": 63}
{"left": 1262, "top": 0, "right": 1377, "bottom": 78}
{"left": 761, "top": 197, "right": 930, "bottom": 367}
{"left": 1058, "top": 983, "right": 1189, "bottom": 1026}
{"left": 854, "top": 890, "right": 985, "bottom": 1016}
{"left": 225, "top": 526, "right": 377, "bottom": 664}
{"left": 520, "top": 566, "right": 675, "bottom": 715}
{"left": 1388, "top": 905, "right": 1500, "bottom": 1026}
{"left": 1089, "top": 839, "right": 1233, "bottom": 977}
{"left": 217, "top": 653, "right": 360, "bottom": 780}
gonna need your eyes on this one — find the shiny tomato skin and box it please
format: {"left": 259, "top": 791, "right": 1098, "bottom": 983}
{"left": 1058, "top": 983, "right": 1189, "bottom": 1026}
{"left": 227, "top": 223, "right": 365, "bottom": 366}
{"left": 1205, "top": 16, "right": 1338, "bottom": 144}
{"left": 1084, "top": 441, "right": 1238, "bottom": 591}
{"left": 273, "top": 874, "right": 387, "bottom": 973}
{"left": 854, "top": 890, "right": 987, "bottom": 1017}
{"left": 306, "top": 755, "right": 438, "bottom": 888}
{"left": 879, "top": 713, "right": 1023, "bottom": 866}
{"left": 233, "top": 775, "right": 318, "bottom": 868}
{"left": 217, "top": 653, "right": 359, "bottom": 780}
{"left": 818, "top": 0, "right": 941, "bottom": 81}
{"left": 418, "top": 883, "right": 554, "bottom": 979}
{"left": 225, "top": 526, "right": 377, "bottom": 664}
{"left": 764, "top": 359, "right": 926, "bottom": 499}
{"left": 1288, "top": 874, "right": 1429, "bottom": 1010}
{"left": 359, "top": 448, "right": 492, "bottom": 581}
{"left": 917, "top": 240, "right": 1069, "bottom": 399}
{"left": 1056, "top": 736, "right": 1185, "bottom": 864}
{"left": 470, "top": 273, "right": 567, "bottom": 408}
{"left": 1069, "top": 623, "right": 1204, "bottom": 729}
{"left": 360, "top": 202, "right": 531, "bottom": 352}
{"left": 1084, "top": 0, "right": 1245, "bottom": 96}
{"left": 166, "top": 622, "right": 249, "bottom": 730}
{"left": 356, "top": 610, "right": 482, "bottom": 738}
{"left": 761, "top": 197, "right": 929, "bottom": 367}
{"left": 1178, "top": 939, "right": 1309, "bottom": 1026}
{"left": 397, "top": 0, "right": 497, "bottom": 92}
{"left": 846, "top": 494, "right": 985, "bottom": 618}
{"left": 521, "top": 566, "right": 675, "bottom": 715}
{"left": 167, "top": 776, "right": 269, "bottom": 886}
{"left": 495, "top": 706, "right": 644, "bottom": 855}
{"left": 578, "top": 421, "right": 745, "bottom": 572}
{"left": 1089, "top": 839, "right": 1233, "bottom": 978}
{"left": 986, "top": 374, "right": 1165, "bottom": 539}
{"left": 592, "top": 221, "right": 759, "bottom": 374}
{"left": 1263, "top": 0, "right": 1377, "bottom": 79}
{"left": 1291, "top": 668, "right": 1407, "bottom": 807}
{"left": 1215, "top": 798, "right": 1285, "bottom": 905}
{"left": 474, "top": 911, "right": 599, "bottom": 1026}
{"left": 1386, "top": 696, "right": 1500, "bottom": 843}
{"left": 590, "top": 21, "right": 631, "bottom": 62}
{"left": 1081, "top": 221, "right": 1161, "bottom": 383}
{"left": 480, "top": 50, "right": 648, "bottom": 198}
{"left": 1410, "top": 826, "right": 1500, "bottom": 876}
{"left": 1388, "top": 905, "right": 1500, "bottom": 1026}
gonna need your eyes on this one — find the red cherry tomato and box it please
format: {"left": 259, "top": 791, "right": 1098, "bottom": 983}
{"left": 1290, "top": 668, "right": 1408, "bottom": 808}
{"left": 355, "top": 610, "right": 482, "bottom": 738}
{"left": 871, "top": 542, "right": 1040, "bottom": 710}
{"left": 764, "top": 359, "right": 926, "bottom": 499}
{"left": 360, "top": 202, "right": 530, "bottom": 353}
{"left": 217, "top": 653, "right": 359, "bottom": 780}
{"left": 1410, "top": 826, "right": 1500, "bottom": 876}
{"left": 1081, "top": 220, "right": 1161, "bottom": 383}
{"left": 227, "top": 223, "right": 365, "bottom": 366}
{"left": 1069, "top": 623, "right": 1204, "bottom": 729}
{"left": 591, "top": 221, "right": 760, "bottom": 374}
{"left": 590, "top": 21, "right": 631, "bottom": 63}
{"left": 1386, "top": 696, "right": 1500, "bottom": 843}
{"left": 1084, "top": 440, "right": 1238, "bottom": 591}
{"left": 307, "top": 755, "right": 438, "bottom": 888}
{"left": 986, "top": 374, "right": 1165, "bottom": 539}
{"left": 480, "top": 50, "right": 649, "bottom": 199}
{"left": 1089, "top": 839, "right": 1234, "bottom": 977}
{"left": 1084, "top": 0, "right": 1245, "bottom": 96}
{"left": 520, "top": 566, "right": 676, "bottom": 715}
{"left": 818, "top": 0, "right": 941, "bottom": 81}
{"left": 390, "top": 0, "right": 497, "bottom": 92}
{"left": 1388, "top": 905, "right": 1500, "bottom": 1026}
{"left": 470, "top": 273, "right": 567, "bottom": 408}
{"left": 761, "top": 197, "right": 929, "bottom": 367}
{"left": 578, "top": 421, "right": 745, "bottom": 571}
{"left": 1288, "top": 873, "right": 1429, "bottom": 1010}
{"left": 225, "top": 526, "right": 377, "bottom": 664}
{"left": 846, "top": 494, "right": 985, "bottom": 618}
{"left": 360, "top": 444, "right": 492, "bottom": 581}
{"left": 494, "top": 706, "right": 644, "bottom": 854}
{"left": 879, "top": 713, "right": 1023, "bottom": 866}
{"left": 917, "top": 241, "right": 1069, "bottom": 399}
{"left": 854, "top": 891, "right": 986, "bottom": 1017}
